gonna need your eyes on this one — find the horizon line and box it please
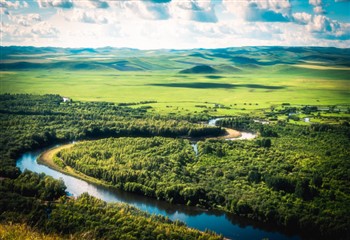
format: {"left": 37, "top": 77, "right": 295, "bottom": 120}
{"left": 1, "top": 45, "right": 349, "bottom": 51}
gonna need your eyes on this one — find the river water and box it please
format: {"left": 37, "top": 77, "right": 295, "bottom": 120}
{"left": 208, "top": 118, "right": 257, "bottom": 141}
{"left": 16, "top": 146, "right": 300, "bottom": 240}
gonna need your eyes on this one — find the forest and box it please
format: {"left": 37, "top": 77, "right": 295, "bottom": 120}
{"left": 0, "top": 94, "right": 221, "bottom": 178}
{"left": 56, "top": 122, "right": 350, "bottom": 239}
{"left": 1, "top": 94, "right": 349, "bottom": 239}
{"left": 0, "top": 171, "right": 221, "bottom": 239}
{"left": 0, "top": 94, "right": 223, "bottom": 239}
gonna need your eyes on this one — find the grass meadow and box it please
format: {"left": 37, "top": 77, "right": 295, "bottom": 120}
{"left": 1, "top": 46, "right": 349, "bottom": 116}
{"left": 1, "top": 68, "right": 349, "bottom": 116}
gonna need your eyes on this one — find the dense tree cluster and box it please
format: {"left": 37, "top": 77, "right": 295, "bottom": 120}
{"left": 1, "top": 94, "right": 349, "bottom": 239}
{"left": 0, "top": 94, "right": 222, "bottom": 177}
{"left": 57, "top": 123, "right": 350, "bottom": 239}
{"left": 0, "top": 173, "right": 221, "bottom": 239}
{"left": 1, "top": 170, "right": 66, "bottom": 201}
{"left": 0, "top": 94, "right": 224, "bottom": 239}
{"left": 216, "top": 117, "right": 253, "bottom": 131}
{"left": 57, "top": 137, "right": 195, "bottom": 199}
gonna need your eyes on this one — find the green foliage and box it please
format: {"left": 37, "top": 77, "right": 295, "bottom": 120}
{"left": 256, "top": 138, "right": 272, "bottom": 148}
{"left": 0, "top": 94, "right": 221, "bottom": 177}
{"left": 0, "top": 223, "right": 60, "bottom": 240}
{"left": 0, "top": 170, "right": 66, "bottom": 201}
{"left": 58, "top": 123, "right": 350, "bottom": 239}
{"left": 0, "top": 173, "right": 221, "bottom": 239}
{"left": 1, "top": 94, "right": 349, "bottom": 239}
{"left": 0, "top": 94, "right": 223, "bottom": 239}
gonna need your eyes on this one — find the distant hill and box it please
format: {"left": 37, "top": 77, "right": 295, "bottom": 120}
{"left": 179, "top": 65, "right": 218, "bottom": 74}
{"left": 1, "top": 46, "right": 349, "bottom": 72}
{"left": 0, "top": 61, "right": 110, "bottom": 71}
{"left": 216, "top": 65, "right": 242, "bottom": 73}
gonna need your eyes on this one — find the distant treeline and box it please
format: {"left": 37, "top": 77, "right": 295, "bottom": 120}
{"left": 118, "top": 100, "right": 157, "bottom": 106}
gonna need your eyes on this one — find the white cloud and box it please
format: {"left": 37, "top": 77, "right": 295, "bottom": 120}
{"left": 0, "top": 7, "right": 9, "bottom": 15}
{"left": 73, "top": 0, "right": 109, "bottom": 9}
{"left": 308, "top": 15, "right": 337, "bottom": 32}
{"left": 222, "top": 0, "right": 291, "bottom": 22}
{"left": 37, "top": 0, "right": 73, "bottom": 8}
{"left": 1, "top": 20, "right": 59, "bottom": 45}
{"left": 94, "top": 1, "right": 170, "bottom": 21}
{"left": 0, "top": 0, "right": 21, "bottom": 9}
{"left": 68, "top": 9, "right": 108, "bottom": 24}
{"left": 309, "top": 0, "right": 326, "bottom": 14}
{"left": 122, "top": 1, "right": 170, "bottom": 20}
{"left": 2, "top": 0, "right": 349, "bottom": 49}
{"left": 313, "top": 6, "right": 326, "bottom": 14}
{"left": 293, "top": 12, "right": 312, "bottom": 25}
{"left": 9, "top": 13, "right": 41, "bottom": 27}
{"left": 306, "top": 15, "right": 350, "bottom": 40}
{"left": 31, "top": 22, "right": 59, "bottom": 37}
{"left": 0, "top": 0, "right": 28, "bottom": 10}
{"left": 37, "top": 0, "right": 110, "bottom": 9}
{"left": 223, "top": 0, "right": 291, "bottom": 13}
{"left": 0, "top": 22, "right": 11, "bottom": 35}
{"left": 106, "top": 0, "right": 217, "bottom": 22}
{"left": 169, "top": 0, "right": 217, "bottom": 23}
{"left": 309, "top": 0, "right": 322, "bottom": 5}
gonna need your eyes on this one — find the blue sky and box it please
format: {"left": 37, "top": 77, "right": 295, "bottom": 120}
{"left": 1, "top": 0, "right": 349, "bottom": 49}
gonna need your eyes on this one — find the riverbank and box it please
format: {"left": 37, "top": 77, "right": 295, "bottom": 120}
{"left": 221, "top": 128, "right": 241, "bottom": 139}
{"left": 37, "top": 127, "right": 250, "bottom": 189}
{"left": 37, "top": 144, "right": 114, "bottom": 189}
{"left": 23, "top": 140, "right": 302, "bottom": 240}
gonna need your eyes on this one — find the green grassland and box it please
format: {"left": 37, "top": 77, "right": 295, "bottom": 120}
{"left": 1, "top": 46, "right": 349, "bottom": 116}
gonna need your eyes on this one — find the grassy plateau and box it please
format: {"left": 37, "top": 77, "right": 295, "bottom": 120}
{"left": 1, "top": 46, "right": 349, "bottom": 116}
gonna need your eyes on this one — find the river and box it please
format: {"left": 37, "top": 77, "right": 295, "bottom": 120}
{"left": 15, "top": 118, "right": 298, "bottom": 240}
{"left": 208, "top": 118, "right": 257, "bottom": 141}
{"left": 190, "top": 118, "right": 257, "bottom": 157}
{"left": 16, "top": 147, "right": 300, "bottom": 240}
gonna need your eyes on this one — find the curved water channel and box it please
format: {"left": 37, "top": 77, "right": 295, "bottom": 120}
{"left": 208, "top": 118, "right": 257, "bottom": 140}
{"left": 16, "top": 119, "right": 300, "bottom": 240}
{"left": 191, "top": 118, "right": 257, "bottom": 156}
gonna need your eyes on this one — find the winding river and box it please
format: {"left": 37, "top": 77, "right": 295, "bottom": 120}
{"left": 16, "top": 119, "right": 301, "bottom": 240}
{"left": 208, "top": 118, "right": 257, "bottom": 141}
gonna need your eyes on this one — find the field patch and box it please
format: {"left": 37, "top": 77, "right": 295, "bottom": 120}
{"left": 294, "top": 64, "right": 350, "bottom": 70}
{"left": 205, "top": 75, "right": 226, "bottom": 79}
{"left": 149, "top": 82, "right": 286, "bottom": 90}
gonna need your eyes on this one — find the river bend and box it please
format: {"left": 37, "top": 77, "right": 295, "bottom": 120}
{"left": 16, "top": 118, "right": 299, "bottom": 240}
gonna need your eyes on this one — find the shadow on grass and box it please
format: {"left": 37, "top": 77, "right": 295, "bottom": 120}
{"left": 148, "top": 82, "right": 285, "bottom": 90}
{"left": 206, "top": 75, "right": 226, "bottom": 79}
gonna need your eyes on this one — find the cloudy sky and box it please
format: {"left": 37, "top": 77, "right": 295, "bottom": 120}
{"left": 1, "top": 0, "right": 349, "bottom": 49}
